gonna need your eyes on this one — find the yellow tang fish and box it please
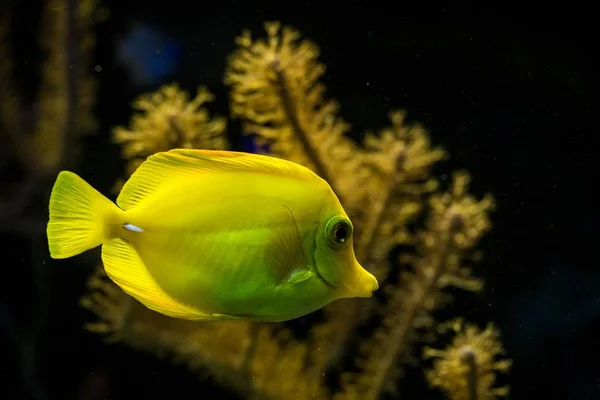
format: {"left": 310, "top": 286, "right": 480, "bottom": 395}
{"left": 47, "top": 149, "right": 378, "bottom": 322}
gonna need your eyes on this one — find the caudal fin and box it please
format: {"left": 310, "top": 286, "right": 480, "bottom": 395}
{"left": 47, "top": 171, "right": 121, "bottom": 259}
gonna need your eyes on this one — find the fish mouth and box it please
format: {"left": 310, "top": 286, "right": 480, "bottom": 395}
{"left": 337, "top": 261, "right": 379, "bottom": 299}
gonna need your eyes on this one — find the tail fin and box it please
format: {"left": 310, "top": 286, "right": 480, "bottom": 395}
{"left": 47, "top": 171, "right": 121, "bottom": 259}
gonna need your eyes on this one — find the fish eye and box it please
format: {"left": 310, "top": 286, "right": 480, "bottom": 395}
{"left": 325, "top": 217, "right": 353, "bottom": 246}
{"left": 335, "top": 225, "right": 348, "bottom": 241}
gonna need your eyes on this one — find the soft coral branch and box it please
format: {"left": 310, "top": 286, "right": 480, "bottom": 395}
{"left": 337, "top": 172, "right": 493, "bottom": 398}
{"left": 424, "top": 318, "right": 512, "bottom": 400}
{"left": 225, "top": 21, "right": 364, "bottom": 208}
{"left": 0, "top": 2, "right": 99, "bottom": 399}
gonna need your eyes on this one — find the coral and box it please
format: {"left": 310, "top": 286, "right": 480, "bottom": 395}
{"left": 424, "top": 319, "right": 512, "bottom": 400}
{"left": 1, "top": 0, "right": 99, "bottom": 175}
{"left": 225, "top": 22, "right": 366, "bottom": 212}
{"left": 334, "top": 172, "right": 494, "bottom": 400}
{"left": 0, "top": 2, "right": 101, "bottom": 399}
{"left": 1, "top": 0, "right": 100, "bottom": 227}
{"left": 80, "top": 21, "right": 510, "bottom": 399}
{"left": 112, "top": 83, "right": 227, "bottom": 177}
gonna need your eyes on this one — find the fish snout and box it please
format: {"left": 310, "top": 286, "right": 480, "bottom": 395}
{"left": 338, "top": 261, "right": 379, "bottom": 299}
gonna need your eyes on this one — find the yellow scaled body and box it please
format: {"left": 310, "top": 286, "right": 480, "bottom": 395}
{"left": 47, "top": 149, "right": 378, "bottom": 322}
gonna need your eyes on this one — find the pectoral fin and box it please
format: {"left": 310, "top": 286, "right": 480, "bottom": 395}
{"left": 264, "top": 205, "right": 307, "bottom": 282}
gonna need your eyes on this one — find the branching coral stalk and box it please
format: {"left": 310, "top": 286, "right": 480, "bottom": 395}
{"left": 109, "top": 83, "right": 227, "bottom": 193}
{"left": 225, "top": 21, "right": 366, "bottom": 213}
{"left": 336, "top": 172, "right": 494, "bottom": 399}
{"left": 30, "top": 0, "right": 99, "bottom": 173}
{"left": 0, "top": 3, "right": 99, "bottom": 400}
{"left": 113, "top": 84, "right": 227, "bottom": 176}
{"left": 245, "top": 328, "right": 331, "bottom": 400}
{"left": 359, "top": 111, "right": 446, "bottom": 279}
{"left": 1, "top": 0, "right": 99, "bottom": 222}
{"left": 423, "top": 319, "right": 512, "bottom": 400}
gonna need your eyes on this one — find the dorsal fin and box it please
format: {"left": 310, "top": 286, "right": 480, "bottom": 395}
{"left": 116, "top": 149, "right": 319, "bottom": 211}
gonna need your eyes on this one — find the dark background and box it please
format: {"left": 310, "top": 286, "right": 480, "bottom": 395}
{"left": 1, "top": 1, "right": 596, "bottom": 399}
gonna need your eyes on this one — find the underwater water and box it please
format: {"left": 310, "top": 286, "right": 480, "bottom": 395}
{"left": 0, "top": 1, "right": 596, "bottom": 400}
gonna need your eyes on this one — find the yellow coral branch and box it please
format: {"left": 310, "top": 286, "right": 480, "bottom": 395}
{"left": 1, "top": 0, "right": 98, "bottom": 173}
{"left": 424, "top": 318, "right": 512, "bottom": 400}
{"left": 225, "top": 21, "right": 366, "bottom": 211}
{"left": 337, "top": 172, "right": 493, "bottom": 399}
{"left": 0, "top": 0, "right": 99, "bottom": 224}
{"left": 112, "top": 84, "right": 228, "bottom": 176}
{"left": 359, "top": 111, "right": 446, "bottom": 278}
{"left": 32, "top": 0, "right": 99, "bottom": 173}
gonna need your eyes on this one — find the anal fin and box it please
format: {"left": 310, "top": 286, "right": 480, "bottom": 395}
{"left": 101, "top": 239, "right": 210, "bottom": 320}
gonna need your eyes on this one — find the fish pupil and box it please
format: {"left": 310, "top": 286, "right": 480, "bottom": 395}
{"left": 335, "top": 225, "right": 348, "bottom": 242}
